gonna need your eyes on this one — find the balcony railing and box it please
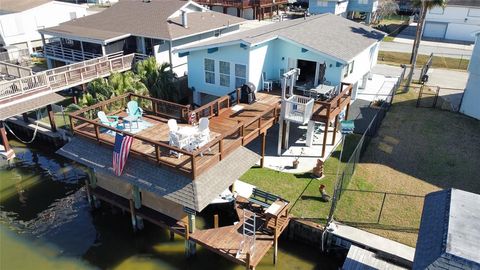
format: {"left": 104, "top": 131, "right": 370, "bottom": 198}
{"left": 44, "top": 43, "right": 103, "bottom": 63}
{"left": 195, "top": 0, "right": 287, "bottom": 8}
{"left": 283, "top": 95, "right": 314, "bottom": 125}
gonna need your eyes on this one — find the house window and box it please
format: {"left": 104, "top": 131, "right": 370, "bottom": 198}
{"left": 429, "top": 7, "right": 444, "bottom": 15}
{"left": 235, "top": 64, "right": 247, "bottom": 87}
{"left": 358, "top": 0, "right": 368, "bottom": 4}
{"left": 343, "top": 65, "right": 349, "bottom": 78}
{"left": 316, "top": 0, "right": 328, "bottom": 7}
{"left": 468, "top": 8, "right": 480, "bottom": 17}
{"left": 204, "top": 58, "right": 215, "bottom": 84}
{"left": 350, "top": 61, "right": 354, "bottom": 74}
{"left": 219, "top": 61, "right": 230, "bottom": 87}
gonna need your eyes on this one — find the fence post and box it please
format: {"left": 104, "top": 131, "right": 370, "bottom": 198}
{"left": 377, "top": 192, "right": 387, "bottom": 224}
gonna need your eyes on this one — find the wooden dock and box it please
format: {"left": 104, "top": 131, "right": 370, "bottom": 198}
{"left": 190, "top": 197, "right": 290, "bottom": 269}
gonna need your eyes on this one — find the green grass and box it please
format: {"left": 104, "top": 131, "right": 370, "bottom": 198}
{"left": 240, "top": 134, "right": 362, "bottom": 223}
{"left": 382, "top": 36, "right": 395, "bottom": 42}
{"left": 241, "top": 89, "right": 480, "bottom": 247}
{"left": 378, "top": 51, "right": 470, "bottom": 70}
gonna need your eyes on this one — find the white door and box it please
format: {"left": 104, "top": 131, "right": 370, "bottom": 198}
{"left": 423, "top": 22, "right": 447, "bottom": 39}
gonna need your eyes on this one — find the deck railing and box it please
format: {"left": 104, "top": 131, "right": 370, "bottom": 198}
{"left": 283, "top": 95, "right": 314, "bottom": 125}
{"left": 0, "top": 61, "right": 33, "bottom": 78}
{"left": 312, "top": 82, "right": 353, "bottom": 122}
{"left": 0, "top": 53, "right": 135, "bottom": 102}
{"left": 69, "top": 92, "right": 279, "bottom": 179}
{"left": 196, "top": 0, "right": 287, "bottom": 7}
{"left": 44, "top": 43, "right": 102, "bottom": 62}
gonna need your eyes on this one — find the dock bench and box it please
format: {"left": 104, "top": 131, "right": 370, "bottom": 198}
{"left": 248, "top": 188, "right": 281, "bottom": 209}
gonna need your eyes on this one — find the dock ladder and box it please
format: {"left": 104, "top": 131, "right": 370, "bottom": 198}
{"left": 236, "top": 209, "right": 256, "bottom": 258}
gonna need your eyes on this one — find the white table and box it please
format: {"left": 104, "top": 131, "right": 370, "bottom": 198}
{"left": 123, "top": 115, "right": 139, "bottom": 131}
{"left": 311, "top": 84, "right": 335, "bottom": 96}
{"left": 176, "top": 126, "right": 198, "bottom": 138}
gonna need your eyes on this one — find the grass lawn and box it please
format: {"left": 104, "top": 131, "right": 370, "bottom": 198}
{"left": 241, "top": 89, "right": 480, "bottom": 247}
{"left": 378, "top": 51, "right": 470, "bottom": 70}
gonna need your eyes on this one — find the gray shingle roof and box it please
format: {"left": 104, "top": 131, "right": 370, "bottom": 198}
{"left": 0, "top": 0, "right": 51, "bottom": 13}
{"left": 56, "top": 137, "right": 259, "bottom": 212}
{"left": 40, "top": 0, "right": 244, "bottom": 42}
{"left": 413, "top": 189, "right": 480, "bottom": 270}
{"left": 177, "top": 13, "right": 385, "bottom": 62}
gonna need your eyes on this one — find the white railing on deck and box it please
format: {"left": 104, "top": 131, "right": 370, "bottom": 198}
{"left": 0, "top": 53, "right": 136, "bottom": 101}
{"left": 283, "top": 95, "right": 314, "bottom": 125}
{"left": 44, "top": 43, "right": 103, "bottom": 62}
{"left": 0, "top": 61, "right": 33, "bottom": 78}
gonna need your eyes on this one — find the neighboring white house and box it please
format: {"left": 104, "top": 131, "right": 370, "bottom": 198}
{"left": 460, "top": 32, "right": 480, "bottom": 120}
{"left": 176, "top": 14, "right": 384, "bottom": 104}
{"left": 423, "top": 0, "right": 480, "bottom": 43}
{"left": 0, "top": 0, "right": 89, "bottom": 53}
{"left": 39, "top": 0, "right": 245, "bottom": 75}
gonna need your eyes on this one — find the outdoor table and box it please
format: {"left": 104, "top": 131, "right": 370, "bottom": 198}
{"left": 264, "top": 200, "right": 288, "bottom": 218}
{"left": 310, "top": 84, "right": 335, "bottom": 97}
{"left": 122, "top": 115, "right": 139, "bottom": 131}
{"left": 176, "top": 126, "right": 198, "bottom": 138}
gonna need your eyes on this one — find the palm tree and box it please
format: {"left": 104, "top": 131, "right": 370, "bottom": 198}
{"left": 108, "top": 71, "right": 149, "bottom": 97}
{"left": 135, "top": 57, "right": 178, "bottom": 102}
{"left": 405, "top": 0, "right": 447, "bottom": 88}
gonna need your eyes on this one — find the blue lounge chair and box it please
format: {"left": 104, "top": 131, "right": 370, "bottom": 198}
{"left": 97, "top": 111, "right": 119, "bottom": 128}
{"left": 126, "top": 100, "right": 143, "bottom": 120}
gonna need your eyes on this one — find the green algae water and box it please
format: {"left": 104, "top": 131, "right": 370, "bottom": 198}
{"left": 0, "top": 140, "right": 345, "bottom": 270}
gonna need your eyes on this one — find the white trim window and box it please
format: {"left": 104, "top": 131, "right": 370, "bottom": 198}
{"left": 350, "top": 61, "right": 355, "bottom": 74}
{"left": 204, "top": 58, "right": 215, "bottom": 84}
{"left": 316, "top": 0, "right": 328, "bottom": 7}
{"left": 219, "top": 61, "right": 230, "bottom": 87}
{"left": 358, "top": 0, "right": 368, "bottom": 4}
{"left": 235, "top": 64, "right": 247, "bottom": 87}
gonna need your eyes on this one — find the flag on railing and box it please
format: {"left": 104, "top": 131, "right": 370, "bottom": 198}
{"left": 113, "top": 133, "right": 133, "bottom": 176}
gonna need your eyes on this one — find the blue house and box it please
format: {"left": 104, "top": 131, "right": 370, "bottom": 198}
{"left": 309, "top": 0, "right": 349, "bottom": 17}
{"left": 308, "top": 0, "right": 379, "bottom": 24}
{"left": 176, "top": 14, "right": 384, "bottom": 104}
{"left": 347, "top": 0, "right": 379, "bottom": 24}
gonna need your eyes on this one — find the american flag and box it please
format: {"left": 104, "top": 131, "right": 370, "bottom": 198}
{"left": 113, "top": 133, "right": 133, "bottom": 176}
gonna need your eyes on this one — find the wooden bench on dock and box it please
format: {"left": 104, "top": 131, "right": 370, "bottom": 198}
{"left": 248, "top": 188, "right": 283, "bottom": 209}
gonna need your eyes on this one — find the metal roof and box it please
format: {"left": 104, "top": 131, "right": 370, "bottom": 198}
{"left": 0, "top": 92, "right": 64, "bottom": 120}
{"left": 56, "top": 137, "right": 259, "bottom": 212}
{"left": 40, "top": 0, "right": 244, "bottom": 43}
{"left": 413, "top": 189, "right": 480, "bottom": 270}
{"left": 177, "top": 13, "right": 385, "bottom": 62}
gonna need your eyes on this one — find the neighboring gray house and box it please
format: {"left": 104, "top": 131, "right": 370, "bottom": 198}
{"left": 39, "top": 0, "right": 244, "bottom": 75}
{"left": 413, "top": 189, "right": 480, "bottom": 270}
{"left": 423, "top": 0, "right": 480, "bottom": 43}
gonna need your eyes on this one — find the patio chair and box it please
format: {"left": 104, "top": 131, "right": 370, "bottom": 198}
{"left": 194, "top": 117, "right": 211, "bottom": 155}
{"left": 168, "top": 119, "right": 178, "bottom": 132}
{"left": 262, "top": 72, "right": 273, "bottom": 92}
{"left": 97, "top": 111, "right": 119, "bottom": 128}
{"left": 169, "top": 131, "right": 191, "bottom": 158}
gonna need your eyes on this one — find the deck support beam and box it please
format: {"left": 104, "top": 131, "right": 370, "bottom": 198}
{"left": 260, "top": 132, "right": 266, "bottom": 167}
{"left": 132, "top": 185, "right": 144, "bottom": 230}
{"left": 185, "top": 212, "right": 196, "bottom": 257}
{"left": 0, "top": 121, "right": 12, "bottom": 154}
{"left": 332, "top": 115, "right": 339, "bottom": 145}
{"left": 46, "top": 105, "right": 57, "bottom": 132}
{"left": 305, "top": 120, "right": 315, "bottom": 147}
{"left": 129, "top": 199, "right": 138, "bottom": 232}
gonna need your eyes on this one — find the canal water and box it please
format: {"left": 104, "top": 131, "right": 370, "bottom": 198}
{"left": 0, "top": 140, "right": 345, "bottom": 270}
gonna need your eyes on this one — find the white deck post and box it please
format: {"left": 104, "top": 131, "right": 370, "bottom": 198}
{"left": 132, "top": 185, "right": 144, "bottom": 230}
{"left": 306, "top": 120, "right": 315, "bottom": 147}
{"left": 80, "top": 41, "right": 85, "bottom": 61}
{"left": 185, "top": 209, "right": 196, "bottom": 257}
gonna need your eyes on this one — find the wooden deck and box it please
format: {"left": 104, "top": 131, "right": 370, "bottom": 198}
{"left": 190, "top": 197, "right": 290, "bottom": 269}
{"left": 70, "top": 92, "right": 281, "bottom": 179}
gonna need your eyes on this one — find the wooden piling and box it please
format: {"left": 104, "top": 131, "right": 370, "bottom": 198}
{"left": 46, "top": 105, "right": 57, "bottom": 132}
{"left": 260, "top": 132, "right": 266, "bottom": 167}
{"left": 129, "top": 199, "right": 137, "bottom": 232}
{"left": 214, "top": 214, "right": 219, "bottom": 228}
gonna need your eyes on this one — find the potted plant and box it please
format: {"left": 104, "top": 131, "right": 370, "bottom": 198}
{"left": 371, "top": 99, "right": 388, "bottom": 109}
{"left": 291, "top": 148, "right": 305, "bottom": 169}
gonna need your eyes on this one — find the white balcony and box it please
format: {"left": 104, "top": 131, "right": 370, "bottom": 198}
{"left": 282, "top": 95, "right": 314, "bottom": 125}
{"left": 44, "top": 43, "right": 102, "bottom": 63}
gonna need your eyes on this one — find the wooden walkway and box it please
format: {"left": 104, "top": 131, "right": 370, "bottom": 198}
{"left": 190, "top": 197, "right": 290, "bottom": 269}
{"left": 0, "top": 53, "right": 135, "bottom": 106}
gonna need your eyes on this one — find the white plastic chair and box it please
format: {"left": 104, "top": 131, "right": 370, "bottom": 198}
{"left": 169, "top": 131, "right": 191, "bottom": 158}
{"left": 168, "top": 119, "right": 178, "bottom": 132}
{"left": 195, "top": 117, "right": 211, "bottom": 155}
{"left": 261, "top": 72, "right": 273, "bottom": 92}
